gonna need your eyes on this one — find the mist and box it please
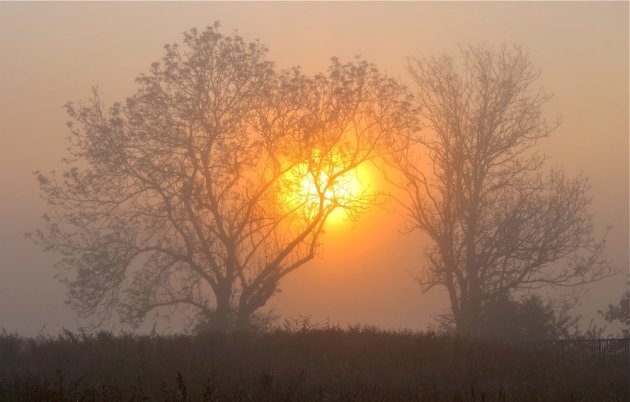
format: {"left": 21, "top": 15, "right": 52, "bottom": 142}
{"left": 0, "top": 1, "right": 627, "bottom": 338}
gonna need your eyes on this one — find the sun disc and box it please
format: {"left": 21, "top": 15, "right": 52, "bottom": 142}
{"left": 281, "top": 155, "right": 371, "bottom": 226}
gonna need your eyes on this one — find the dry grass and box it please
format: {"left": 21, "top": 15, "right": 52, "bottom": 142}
{"left": 0, "top": 327, "right": 627, "bottom": 401}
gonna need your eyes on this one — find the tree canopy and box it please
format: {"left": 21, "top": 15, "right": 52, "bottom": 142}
{"left": 389, "top": 45, "right": 613, "bottom": 336}
{"left": 30, "top": 25, "right": 417, "bottom": 331}
{"left": 31, "top": 27, "right": 613, "bottom": 336}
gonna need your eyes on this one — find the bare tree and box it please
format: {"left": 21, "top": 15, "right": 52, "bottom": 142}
{"left": 30, "top": 25, "right": 417, "bottom": 331}
{"left": 390, "top": 44, "right": 612, "bottom": 336}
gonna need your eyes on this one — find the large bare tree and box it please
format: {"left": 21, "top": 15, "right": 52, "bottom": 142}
{"left": 390, "top": 45, "right": 612, "bottom": 335}
{"left": 30, "top": 25, "right": 417, "bottom": 331}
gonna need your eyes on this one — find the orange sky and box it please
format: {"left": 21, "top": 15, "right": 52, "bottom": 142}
{"left": 0, "top": 2, "right": 627, "bottom": 335}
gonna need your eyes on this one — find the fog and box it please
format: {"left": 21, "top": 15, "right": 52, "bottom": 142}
{"left": 0, "top": 2, "right": 627, "bottom": 336}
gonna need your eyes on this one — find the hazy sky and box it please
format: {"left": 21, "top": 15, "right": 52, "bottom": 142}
{"left": 0, "top": 2, "right": 627, "bottom": 335}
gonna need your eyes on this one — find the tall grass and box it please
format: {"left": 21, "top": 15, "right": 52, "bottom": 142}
{"left": 0, "top": 327, "right": 627, "bottom": 401}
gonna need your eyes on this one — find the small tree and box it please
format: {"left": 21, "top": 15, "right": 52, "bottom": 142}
{"left": 390, "top": 44, "right": 612, "bottom": 336}
{"left": 477, "top": 294, "right": 579, "bottom": 341}
{"left": 30, "top": 25, "right": 417, "bottom": 331}
{"left": 600, "top": 290, "right": 630, "bottom": 337}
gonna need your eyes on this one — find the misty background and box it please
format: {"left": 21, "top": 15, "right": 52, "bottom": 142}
{"left": 0, "top": 2, "right": 627, "bottom": 335}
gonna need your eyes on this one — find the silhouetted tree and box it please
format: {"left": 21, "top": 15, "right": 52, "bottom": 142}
{"left": 478, "top": 294, "right": 578, "bottom": 341}
{"left": 431, "top": 294, "right": 578, "bottom": 341}
{"left": 390, "top": 44, "right": 612, "bottom": 336}
{"left": 30, "top": 25, "right": 417, "bottom": 331}
{"left": 600, "top": 290, "right": 630, "bottom": 337}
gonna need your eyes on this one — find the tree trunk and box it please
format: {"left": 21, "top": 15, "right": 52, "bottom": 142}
{"left": 454, "top": 296, "right": 482, "bottom": 337}
{"left": 235, "top": 310, "right": 253, "bottom": 331}
{"left": 206, "top": 284, "right": 234, "bottom": 332}
{"left": 236, "top": 296, "right": 263, "bottom": 332}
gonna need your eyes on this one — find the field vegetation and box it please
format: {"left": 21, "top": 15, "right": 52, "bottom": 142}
{"left": 1, "top": 326, "right": 627, "bottom": 401}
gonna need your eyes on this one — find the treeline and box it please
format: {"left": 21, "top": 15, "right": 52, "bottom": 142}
{"left": 31, "top": 23, "right": 615, "bottom": 337}
{"left": 1, "top": 328, "right": 626, "bottom": 401}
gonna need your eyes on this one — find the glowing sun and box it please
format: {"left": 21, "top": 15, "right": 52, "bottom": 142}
{"left": 282, "top": 152, "right": 371, "bottom": 225}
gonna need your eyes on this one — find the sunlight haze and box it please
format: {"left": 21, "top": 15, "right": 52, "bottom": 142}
{"left": 0, "top": 2, "right": 627, "bottom": 336}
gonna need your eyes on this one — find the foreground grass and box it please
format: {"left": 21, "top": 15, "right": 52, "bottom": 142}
{"left": 0, "top": 327, "right": 627, "bottom": 401}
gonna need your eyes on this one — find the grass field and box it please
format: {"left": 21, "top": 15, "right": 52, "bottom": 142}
{"left": 1, "top": 327, "right": 627, "bottom": 401}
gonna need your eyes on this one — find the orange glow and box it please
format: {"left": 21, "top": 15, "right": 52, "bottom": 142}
{"left": 282, "top": 151, "right": 371, "bottom": 225}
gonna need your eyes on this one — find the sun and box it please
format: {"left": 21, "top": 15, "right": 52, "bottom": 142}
{"left": 282, "top": 151, "right": 370, "bottom": 225}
